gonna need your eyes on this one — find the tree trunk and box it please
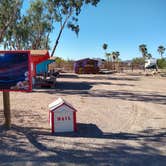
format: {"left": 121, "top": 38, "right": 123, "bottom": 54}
{"left": 51, "top": 10, "right": 72, "bottom": 57}
{"left": 3, "top": 92, "right": 11, "bottom": 128}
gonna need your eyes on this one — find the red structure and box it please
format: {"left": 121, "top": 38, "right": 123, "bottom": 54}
{"left": 30, "top": 50, "right": 50, "bottom": 77}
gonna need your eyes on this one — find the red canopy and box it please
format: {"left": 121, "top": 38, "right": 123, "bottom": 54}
{"left": 30, "top": 50, "right": 50, "bottom": 76}
{"left": 30, "top": 50, "right": 49, "bottom": 64}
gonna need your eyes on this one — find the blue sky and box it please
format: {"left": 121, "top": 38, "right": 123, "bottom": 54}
{"left": 14, "top": 0, "right": 166, "bottom": 60}
{"left": 50, "top": 0, "right": 166, "bottom": 60}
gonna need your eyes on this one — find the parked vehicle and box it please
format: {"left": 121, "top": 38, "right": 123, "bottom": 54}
{"left": 145, "top": 58, "right": 158, "bottom": 70}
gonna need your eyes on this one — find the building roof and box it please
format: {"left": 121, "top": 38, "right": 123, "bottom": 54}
{"left": 75, "top": 58, "right": 98, "bottom": 63}
{"left": 30, "top": 50, "right": 50, "bottom": 64}
{"left": 30, "top": 50, "right": 49, "bottom": 56}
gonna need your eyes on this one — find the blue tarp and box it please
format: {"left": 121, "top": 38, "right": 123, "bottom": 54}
{"left": 36, "top": 60, "right": 54, "bottom": 74}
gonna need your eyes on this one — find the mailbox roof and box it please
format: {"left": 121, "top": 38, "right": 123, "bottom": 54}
{"left": 49, "top": 97, "right": 77, "bottom": 112}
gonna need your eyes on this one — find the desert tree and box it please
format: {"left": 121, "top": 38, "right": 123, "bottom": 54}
{"left": 111, "top": 51, "right": 120, "bottom": 62}
{"left": 139, "top": 44, "right": 148, "bottom": 58}
{"left": 102, "top": 43, "right": 112, "bottom": 69}
{"left": 3, "top": 0, "right": 100, "bottom": 52}
{"left": 0, "top": 0, "right": 22, "bottom": 46}
{"left": 46, "top": 0, "right": 100, "bottom": 57}
{"left": 102, "top": 43, "right": 109, "bottom": 60}
{"left": 106, "top": 53, "right": 111, "bottom": 62}
{"left": 111, "top": 51, "right": 120, "bottom": 70}
{"left": 4, "top": 0, "right": 53, "bottom": 50}
{"left": 147, "top": 53, "right": 152, "bottom": 59}
{"left": 157, "top": 45, "right": 165, "bottom": 59}
{"left": 115, "top": 51, "right": 120, "bottom": 61}
{"left": 25, "top": 0, "right": 53, "bottom": 49}
{"left": 102, "top": 43, "right": 108, "bottom": 52}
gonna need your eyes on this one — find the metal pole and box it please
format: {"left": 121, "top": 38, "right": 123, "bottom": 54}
{"left": 3, "top": 91, "right": 11, "bottom": 128}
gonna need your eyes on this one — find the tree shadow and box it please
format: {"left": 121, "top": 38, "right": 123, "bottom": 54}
{"left": 54, "top": 81, "right": 134, "bottom": 91}
{"left": 86, "top": 90, "right": 166, "bottom": 105}
{"left": 98, "top": 82, "right": 135, "bottom": 86}
{"left": 125, "top": 72, "right": 144, "bottom": 76}
{"left": 33, "top": 73, "right": 137, "bottom": 92}
{"left": 55, "top": 81, "right": 93, "bottom": 90}
{"left": 79, "top": 75, "right": 140, "bottom": 81}
{"left": 52, "top": 123, "right": 166, "bottom": 142}
{"left": 59, "top": 74, "right": 79, "bottom": 79}
{"left": 48, "top": 89, "right": 166, "bottom": 105}
{"left": 0, "top": 124, "right": 165, "bottom": 165}
{"left": 33, "top": 79, "right": 165, "bottom": 105}
{"left": 58, "top": 73, "right": 140, "bottom": 81}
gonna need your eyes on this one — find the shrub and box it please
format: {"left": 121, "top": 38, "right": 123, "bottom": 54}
{"left": 132, "top": 57, "right": 145, "bottom": 65}
{"left": 157, "top": 58, "right": 166, "bottom": 69}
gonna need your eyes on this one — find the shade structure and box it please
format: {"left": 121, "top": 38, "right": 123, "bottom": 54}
{"left": 36, "top": 59, "right": 55, "bottom": 75}
{"left": 30, "top": 50, "right": 50, "bottom": 76}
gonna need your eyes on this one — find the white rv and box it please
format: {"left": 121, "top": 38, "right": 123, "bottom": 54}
{"left": 145, "top": 58, "right": 157, "bottom": 70}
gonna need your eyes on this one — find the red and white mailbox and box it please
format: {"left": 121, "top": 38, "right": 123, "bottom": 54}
{"left": 49, "top": 98, "right": 77, "bottom": 133}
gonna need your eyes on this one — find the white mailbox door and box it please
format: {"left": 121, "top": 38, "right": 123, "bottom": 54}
{"left": 54, "top": 110, "right": 73, "bottom": 132}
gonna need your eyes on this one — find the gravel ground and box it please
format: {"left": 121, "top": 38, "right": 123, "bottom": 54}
{"left": 0, "top": 72, "right": 166, "bottom": 166}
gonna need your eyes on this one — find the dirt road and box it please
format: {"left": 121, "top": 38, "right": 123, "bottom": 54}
{"left": 0, "top": 72, "right": 166, "bottom": 165}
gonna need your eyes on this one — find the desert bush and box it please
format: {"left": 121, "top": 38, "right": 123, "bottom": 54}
{"left": 157, "top": 58, "right": 166, "bottom": 69}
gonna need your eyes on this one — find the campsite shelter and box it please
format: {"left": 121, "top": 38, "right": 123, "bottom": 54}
{"left": 36, "top": 58, "right": 55, "bottom": 75}
{"left": 30, "top": 50, "right": 50, "bottom": 77}
{"left": 74, "top": 58, "right": 99, "bottom": 74}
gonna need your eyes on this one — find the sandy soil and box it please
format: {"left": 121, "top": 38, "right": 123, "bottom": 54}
{"left": 0, "top": 71, "right": 166, "bottom": 166}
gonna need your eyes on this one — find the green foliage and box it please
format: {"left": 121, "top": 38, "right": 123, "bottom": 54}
{"left": 105, "top": 53, "right": 111, "bottom": 62}
{"left": 47, "top": 0, "right": 100, "bottom": 56}
{"left": 1, "top": 0, "right": 52, "bottom": 50}
{"left": 25, "top": 0, "right": 53, "bottom": 49}
{"left": 102, "top": 43, "right": 110, "bottom": 62}
{"left": 157, "top": 45, "right": 165, "bottom": 59}
{"left": 102, "top": 43, "right": 108, "bottom": 51}
{"left": 102, "top": 43, "right": 120, "bottom": 63}
{"left": 132, "top": 57, "right": 145, "bottom": 65}
{"left": 55, "top": 56, "right": 65, "bottom": 63}
{"left": 157, "top": 58, "right": 166, "bottom": 69}
{"left": 0, "top": 0, "right": 100, "bottom": 52}
{"left": 0, "top": 0, "right": 22, "bottom": 45}
{"left": 147, "top": 53, "right": 152, "bottom": 59}
{"left": 139, "top": 44, "right": 148, "bottom": 58}
{"left": 111, "top": 51, "right": 120, "bottom": 62}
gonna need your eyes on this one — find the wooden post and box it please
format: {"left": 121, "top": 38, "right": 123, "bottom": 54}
{"left": 3, "top": 91, "right": 11, "bottom": 128}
